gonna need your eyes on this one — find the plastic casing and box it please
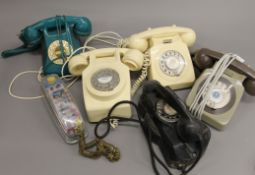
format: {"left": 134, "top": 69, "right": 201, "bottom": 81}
{"left": 148, "top": 36, "right": 195, "bottom": 89}
{"left": 41, "top": 74, "right": 84, "bottom": 143}
{"left": 126, "top": 26, "right": 196, "bottom": 89}
{"left": 82, "top": 56, "right": 132, "bottom": 122}
{"left": 186, "top": 69, "right": 245, "bottom": 130}
{"left": 43, "top": 26, "right": 81, "bottom": 75}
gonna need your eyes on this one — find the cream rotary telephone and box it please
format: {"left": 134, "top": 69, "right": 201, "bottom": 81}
{"left": 124, "top": 26, "right": 196, "bottom": 89}
{"left": 68, "top": 48, "right": 144, "bottom": 122}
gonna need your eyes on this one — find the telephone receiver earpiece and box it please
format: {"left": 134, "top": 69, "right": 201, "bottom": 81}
{"left": 192, "top": 48, "right": 255, "bottom": 96}
{"left": 1, "top": 16, "right": 91, "bottom": 58}
{"left": 68, "top": 48, "right": 144, "bottom": 76}
{"left": 176, "top": 118, "right": 211, "bottom": 158}
{"left": 121, "top": 49, "right": 144, "bottom": 71}
{"left": 127, "top": 26, "right": 196, "bottom": 52}
{"left": 21, "top": 16, "right": 91, "bottom": 45}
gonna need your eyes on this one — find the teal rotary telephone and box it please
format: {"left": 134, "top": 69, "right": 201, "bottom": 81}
{"left": 1, "top": 15, "right": 92, "bottom": 75}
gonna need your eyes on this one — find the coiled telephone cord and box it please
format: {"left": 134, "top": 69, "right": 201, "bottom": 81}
{"left": 78, "top": 131, "right": 120, "bottom": 162}
{"left": 131, "top": 52, "right": 150, "bottom": 96}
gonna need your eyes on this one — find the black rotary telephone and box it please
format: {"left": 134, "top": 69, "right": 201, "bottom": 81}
{"left": 138, "top": 81, "right": 211, "bottom": 174}
{"left": 93, "top": 81, "right": 210, "bottom": 174}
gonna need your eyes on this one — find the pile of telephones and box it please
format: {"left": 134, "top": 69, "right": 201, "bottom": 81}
{"left": 2, "top": 15, "right": 255, "bottom": 175}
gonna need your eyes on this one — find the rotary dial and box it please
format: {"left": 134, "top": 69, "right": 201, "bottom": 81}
{"left": 156, "top": 100, "right": 179, "bottom": 123}
{"left": 206, "top": 81, "right": 233, "bottom": 109}
{"left": 48, "top": 40, "right": 73, "bottom": 65}
{"left": 159, "top": 50, "right": 186, "bottom": 76}
{"left": 91, "top": 69, "right": 120, "bottom": 91}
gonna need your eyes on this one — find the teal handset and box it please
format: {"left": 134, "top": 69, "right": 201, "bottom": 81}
{"left": 1, "top": 15, "right": 92, "bottom": 75}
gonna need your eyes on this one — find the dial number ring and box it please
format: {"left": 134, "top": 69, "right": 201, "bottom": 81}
{"left": 206, "top": 81, "right": 232, "bottom": 109}
{"left": 156, "top": 100, "right": 179, "bottom": 123}
{"left": 91, "top": 68, "right": 120, "bottom": 91}
{"left": 48, "top": 40, "right": 73, "bottom": 65}
{"left": 159, "top": 50, "right": 186, "bottom": 76}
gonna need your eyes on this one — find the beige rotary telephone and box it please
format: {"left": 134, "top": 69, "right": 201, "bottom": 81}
{"left": 68, "top": 48, "right": 144, "bottom": 122}
{"left": 186, "top": 48, "right": 255, "bottom": 130}
{"left": 124, "top": 26, "right": 196, "bottom": 89}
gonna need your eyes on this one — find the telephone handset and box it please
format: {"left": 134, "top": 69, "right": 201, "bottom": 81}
{"left": 68, "top": 48, "right": 144, "bottom": 122}
{"left": 125, "top": 26, "right": 196, "bottom": 89}
{"left": 186, "top": 48, "right": 255, "bottom": 130}
{"left": 1, "top": 15, "right": 92, "bottom": 75}
{"left": 192, "top": 48, "right": 255, "bottom": 96}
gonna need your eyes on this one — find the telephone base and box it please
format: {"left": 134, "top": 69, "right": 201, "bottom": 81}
{"left": 186, "top": 69, "right": 245, "bottom": 130}
{"left": 148, "top": 42, "right": 195, "bottom": 90}
{"left": 79, "top": 54, "right": 135, "bottom": 123}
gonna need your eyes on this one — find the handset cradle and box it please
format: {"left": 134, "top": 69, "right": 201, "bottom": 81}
{"left": 187, "top": 48, "right": 255, "bottom": 130}
{"left": 193, "top": 48, "right": 255, "bottom": 96}
{"left": 68, "top": 48, "right": 144, "bottom": 122}
{"left": 1, "top": 15, "right": 92, "bottom": 75}
{"left": 125, "top": 25, "right": 196, "bottom": 89}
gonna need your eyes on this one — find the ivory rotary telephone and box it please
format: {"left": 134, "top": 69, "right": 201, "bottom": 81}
{"left": 1, "top": 16, "right": 92, "bottom": 75}
{"left": 68, "top": 48, "right": 144, "bottom": 122}
{"left": 186, "top": 48, "right": 255, "bottom": 130}
{"left": 124, "top": 25, "right": 196, "bottom": 89}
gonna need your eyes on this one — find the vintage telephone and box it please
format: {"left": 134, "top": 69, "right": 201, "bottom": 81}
{"left": 68, "top": 48, "right": 144, "bottom": 122}
{"left": 138, "top": 81, "right": 211, "bottom": 173}
{"left": 186, "top": 48, "right": 255, "bottom": 130}
{"left": 1, "top": 15, "right": 92, "bottom": 75}
{"left": 41, "top": 75, "right": 120, "bottom": 161}
{"left": 123, "top": 26, "right": 196, "bottom": 89}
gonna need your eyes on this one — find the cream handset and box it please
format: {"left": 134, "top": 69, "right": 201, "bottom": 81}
{"left": 125, "top": 26, "right": 196, "bottom": 89}
{"left": 68, "top": 48, "right": 144, "bottom": 122}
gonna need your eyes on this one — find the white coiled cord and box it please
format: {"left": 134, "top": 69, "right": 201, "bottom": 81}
{"left": 189, "top": 53, "right": 244, "bottom": 119}
{"left": 131, "top": 52, "right": 150, "bottom": 96}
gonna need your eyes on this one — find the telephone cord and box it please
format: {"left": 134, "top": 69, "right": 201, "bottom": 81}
{"left": 194, "top": 54, "right": 238, "bottom": 118}
{"left": 94, "top": 100, "right": 202, "bottom": 175}
{"left": 189, "top": 53, "right": 243, "bottom": 119}
{"left": 189, "top": 55, "right": 229, "bottom": 118}
{"left": 9, "top": 56, "right": 78, "bottom": 100}
{"left": 190, "top": 54, "right": 235, "bottom": 118}
{"left": 63, "top": 15, "right": 74, "bottom": 54}
{"left": 195, "top": 55, "right": 239, "bottom": 118}
{"left": 131, "top": 52, "right": 150, "bottom": 96}
{"left": 56, "top": 15, "right": 73, "bottom": 64}
{"left": 56, "top": 16, "right": 66, "bottom": 63}
{"left": 82, "top": 31, "right": 123, "bottom": 52}
{"left": 8, "top": 68, "right": 78, "bottom": 100}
